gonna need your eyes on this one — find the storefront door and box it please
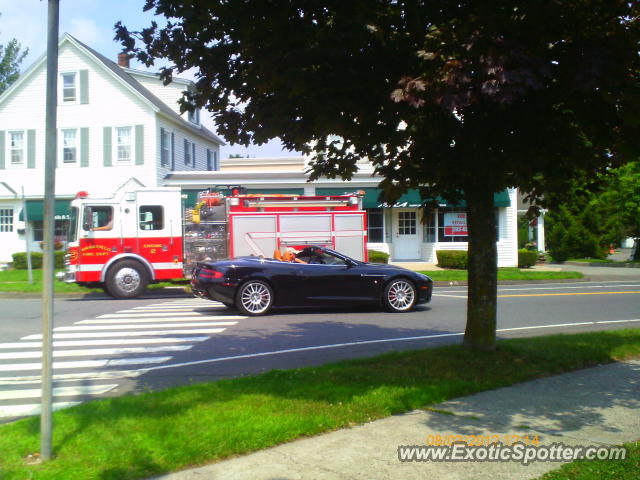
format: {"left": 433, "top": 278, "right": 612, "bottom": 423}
{"left": 392, "top": 209, "right": 420, "bottom": 260}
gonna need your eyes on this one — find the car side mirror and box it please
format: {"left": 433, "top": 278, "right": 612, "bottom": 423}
{"left": 83, "top": 207, "right": 93, "bottom": 231}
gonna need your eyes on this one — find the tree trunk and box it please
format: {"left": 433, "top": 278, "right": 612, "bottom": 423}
{"left": 633, "top": 238, "right": 640, "bottom": 262}
{"left": 463, "top": 187, "right": 498, "bottom": 350}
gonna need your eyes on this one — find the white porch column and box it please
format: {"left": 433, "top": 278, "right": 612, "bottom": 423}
{"left": 537, "top": 212, "right": 546, "bottom": 252}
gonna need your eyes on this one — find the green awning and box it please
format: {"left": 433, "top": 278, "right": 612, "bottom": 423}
{"left": 317, "top": 188, "right": 511, "bottom": 208}
{"left": 19, "top": 199, "right": 72, "bottom": 221}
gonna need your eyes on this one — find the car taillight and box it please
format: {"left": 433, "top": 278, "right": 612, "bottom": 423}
{"left": 200, "top": 268, "right": 224, "bottom": 279}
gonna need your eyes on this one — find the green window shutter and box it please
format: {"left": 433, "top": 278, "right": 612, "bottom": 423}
{"left": 171, "top": 132, "right": 175, "bottom": 170}
{"left": 135, "top": 124, "right": 144, "bottom": 165}
{"left": 79, "top": 70, "right": 89, "bottom": 104}
{"left": 0, "top": 131, "right": 5, "bottom": 169}
{"left": 103, "top": 127, "right": 112, "bottom": 166}
{"left": 80, "top": 128, "right": 89, "bottom": 167}
{"left": 192, "top": 143, "right": 196, "bottom": 168}
{"left": 27, "top": 130, "right": 36, "bottom": 168}
{"left": 184, "top": 139, "right": 188, "bottom": 165}
{"left": 160, "top": 127, "right": 166, "bottom": 166}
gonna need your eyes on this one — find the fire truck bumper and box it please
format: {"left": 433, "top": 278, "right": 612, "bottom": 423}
{"left": 56, "top": 270, "right": 77, "bottom": 283}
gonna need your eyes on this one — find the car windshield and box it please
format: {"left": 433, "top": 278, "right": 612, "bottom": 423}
{"left": 297, "top": 247, "right": 347, "bottom": 265}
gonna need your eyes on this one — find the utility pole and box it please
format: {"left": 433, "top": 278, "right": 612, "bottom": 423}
{"left": 41, "top": 0, "right": 59, "bottom": 461}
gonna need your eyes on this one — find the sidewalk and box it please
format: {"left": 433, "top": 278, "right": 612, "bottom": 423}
{"left": 153, "top": 360, "right": 640, "bottom": 480}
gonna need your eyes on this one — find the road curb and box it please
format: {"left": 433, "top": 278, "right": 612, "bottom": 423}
{"left": 0, "top": 287, "right": 191, "bottom": 300}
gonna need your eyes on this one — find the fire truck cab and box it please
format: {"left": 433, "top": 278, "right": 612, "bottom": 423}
{"left": 61, "top": 187, "right": 367, "bottom": 299}
{"left": 63, "top": 187, "right": 184, "bottom": 298}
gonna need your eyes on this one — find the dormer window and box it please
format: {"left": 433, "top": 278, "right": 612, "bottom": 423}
{"left": 61, "top": 72, "right": 77, "bottom": 102}
{"left": 188, "top": 108, "right": 200, "bottom": 125}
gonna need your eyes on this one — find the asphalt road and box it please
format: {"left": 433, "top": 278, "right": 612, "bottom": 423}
{"left": 0, "top": 279, "right": 639, "bottom": 423}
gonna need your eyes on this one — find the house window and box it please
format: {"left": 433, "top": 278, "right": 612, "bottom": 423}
{"left": 61, "top": 72, "right": 77, "bottom": 102}
{"left": 139, "top": 205, "right": 164, "bottom": 230}
{"left": 62, "top": 129, "right": 78, "bottom": 164}
{"left": 366, "top": 208, "right": 384, "bottom": 243}
{"left": 9, "top": 131, "right": 25, "bottom": 166}
{"left": 161, "top": 129, "right": 171, "bottom": 166}
{"left": 0, "top": 209, "right": 13, "bottom": 232}
{"left": 188, "top": 108, "right": 200, "bottom": 125}
{"left": 116, "top": 127, "right": 132, "bottom": 163}
{"left": 184, "top": 139, "right": 193, "bottom": 165}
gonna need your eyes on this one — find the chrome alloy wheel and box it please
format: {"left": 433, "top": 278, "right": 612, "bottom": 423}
{"left": 114, "top": 267, "right": 141, "bottom": 293}
{"left": 386, "top": 279, "right": 415, "bottom": 311}
{"left": 240, "top": 282, "right": 272, "bottom": 314}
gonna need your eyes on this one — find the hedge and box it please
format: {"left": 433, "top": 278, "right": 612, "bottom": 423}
{"left": 368, "top": 249, "right": 389, "bottom": 264}
{"left": 518, "top": 249, "right": 538, "bottom": 268}
{"left": 436, "top": 250, "right": 468, "bottom": 269}
{"left": 11, "top": 251, "right": 65, "bottom": 269}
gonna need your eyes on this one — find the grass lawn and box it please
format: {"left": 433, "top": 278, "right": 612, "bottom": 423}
{"left": 0, "top": 269, "right": 186, "bottom": 294}
{"left": 419, "top": 267, "right": 584, "bottom": 282}
{"left": 566, "top": 258, "right": 614, "bottom": 263}
{"left": 0, "top": 329, "right": 638, "bottom": 480}
{"left": 537, "top": 441, "right": 639, "bottom": 480}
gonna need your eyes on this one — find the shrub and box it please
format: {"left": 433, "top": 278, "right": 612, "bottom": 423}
{"left": 368, "top": 249, "right": 389, "bottom": 264}
{"left": 518, "top": 249, "right": 538, "bottom": 268}
{"left": 12, "top": 251, "right": 65, "bottom": 269}
{"left": 436, "top": 250, "right": 468, "bottom": 269}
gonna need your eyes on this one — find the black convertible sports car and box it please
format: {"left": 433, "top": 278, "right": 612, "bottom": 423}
{"left": 191, "top": 246, "right": 433, "bottom": 316}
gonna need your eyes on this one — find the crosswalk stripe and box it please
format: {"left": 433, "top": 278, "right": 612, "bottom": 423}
{"left": 0, "top": 356, "right": 172, "bottom": 372}
{"left": 87, "top": 316, "right": 233, "bottom": 322}
{"left": 0, "top": 345, "right": 193, "bottom": 360}
{"left": 0, "top": 384, "right": 118, "bottom": 401}
{"left": 54, "top": 322, "right": 237, "bottom": 331}
{"left": 0, "top": 369, "right": 145, "bottom": 385}
{"left": 98, "top": 312, "right": 211, "bottom": 318}
{"left": 0, "top": 337, "right": 209, "bottom": 349}
{"left": 0, "top": 402, "right": 81, "bottom": 418}
{"left": 22, "top": 329, "right": 227, "bottom": 339}
{"left": 77, "top": 316, "right": 245, "bottom": 324}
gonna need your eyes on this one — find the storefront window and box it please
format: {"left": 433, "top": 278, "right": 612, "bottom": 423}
{"left": 438, "top": 209, "right": 469, "bottom": 242}
{"left": 423, "top": 210, "right": 436, "bottom": 242}
{"left": 32, "top": 220, "right": 69, "bottom": 242}
{"left": 366, "top": 208, "right": 384, "bottom": 243}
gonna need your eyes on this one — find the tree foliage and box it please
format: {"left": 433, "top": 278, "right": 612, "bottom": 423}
{"left": 117, "top": 1, "right": 640, "bottom": 349}
{"left": 0, "top": 14, "right": 28, "bottom": 94}
{"left": 546, "top": 161, "right": 640, "bottom": 262}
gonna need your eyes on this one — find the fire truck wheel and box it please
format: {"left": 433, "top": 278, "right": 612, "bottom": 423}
{"left": 235, "top": 280, "right": 274, "bottom": 316}
{"left": 382, "top": 278, "right": 417, "bottom": 313}
{"left": 105, "top": 260, "right": 149, "bottom": 299}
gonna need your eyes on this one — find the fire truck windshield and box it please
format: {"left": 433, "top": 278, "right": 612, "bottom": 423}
{"left": 68, "top": 207, "right": 79, "bottom": 242}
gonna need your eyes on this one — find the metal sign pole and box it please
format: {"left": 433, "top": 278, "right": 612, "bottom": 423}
{"left": 41, "top": 0, "right": 59, "bottom": 461}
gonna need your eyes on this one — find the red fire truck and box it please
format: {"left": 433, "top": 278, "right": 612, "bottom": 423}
{"left": 59, "top": 186, "right": 368, "bottom": 298}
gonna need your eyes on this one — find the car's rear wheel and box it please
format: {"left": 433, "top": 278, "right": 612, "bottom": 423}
{"left": 383, "top": 278, "right": 416, "bottom": 312}
{"left": 236, "top": 280, "right": 274, "bottom": 316}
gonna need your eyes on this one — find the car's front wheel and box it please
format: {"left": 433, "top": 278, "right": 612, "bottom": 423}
{"left": 105, "top": 260, "right": 148, "bottom": 299}
{"left": 235, "top": 280, "right": 274, "bottom": 316}
{"left": 383, "top": 278, "right": 416, "bottom": 312}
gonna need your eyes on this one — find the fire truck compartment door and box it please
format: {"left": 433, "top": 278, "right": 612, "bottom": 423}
{"left": 333, "top": 214, "right": 365, "bottom": 260}
{"left": 278, "top": 215, "right": 332, "bottom": 246}
{"left": 232, "top": 215, "right": 277, "bottom": 257}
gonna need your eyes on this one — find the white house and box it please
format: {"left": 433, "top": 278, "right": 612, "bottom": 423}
{"left": 0, "top": 33, "right": 223, "bottom": 262}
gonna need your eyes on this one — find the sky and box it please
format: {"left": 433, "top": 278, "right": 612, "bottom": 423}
{"left": 0, "top": 0, "right": 301, "bottom": 159}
